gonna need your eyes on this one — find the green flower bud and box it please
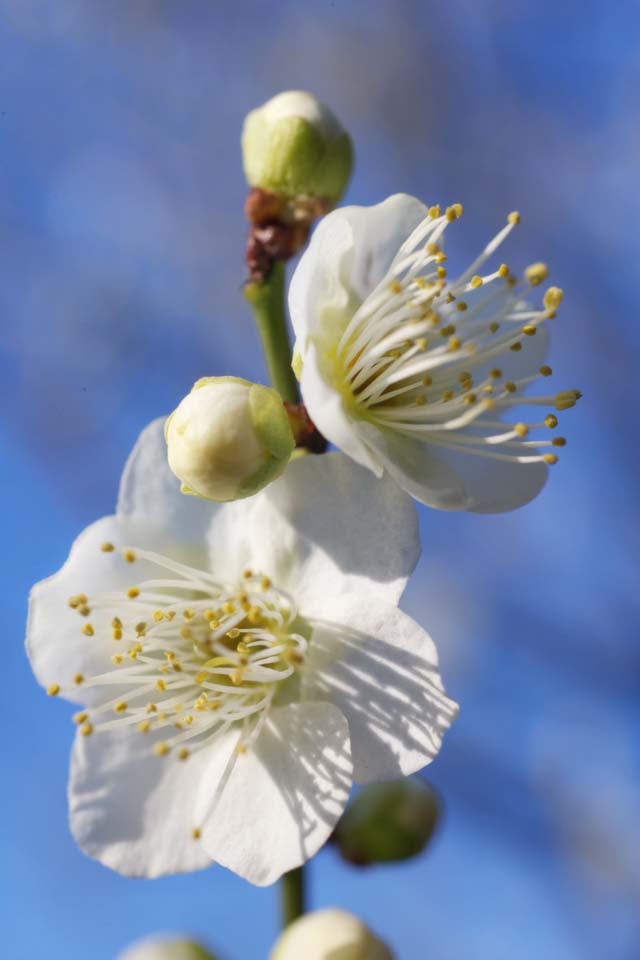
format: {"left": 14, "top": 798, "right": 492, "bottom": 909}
{"left": 242, "top": 90, "right": 353, "bottom": 203}
{"left": 118, "top": 936, "right": 216, "bottom": 960}
{"left": 165, "top": 376, "right": 294, "bottom": 502}
{"left": 333, "top": 779, "right": 440, "bottom": 866}
{"left": 270, "top": 909, "right": 393, "bottom": 960}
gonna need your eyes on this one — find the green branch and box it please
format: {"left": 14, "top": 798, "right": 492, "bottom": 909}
{"left": 244, "top": 262, "right": 299, "bottom": 404}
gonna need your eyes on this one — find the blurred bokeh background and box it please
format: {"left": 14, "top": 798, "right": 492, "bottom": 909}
{"left": 2, "top": 1, "right": 639, "bottom": 957}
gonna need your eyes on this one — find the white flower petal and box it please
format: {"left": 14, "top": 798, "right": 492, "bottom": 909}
{"left": 357, "top": 422, "right": 468, "bottom": 511}
{"left": 26, "top": 514, "right": 197, "bottom": 705}
{"left": 335, "top": 194, "right": 430, "bottom": 300}
{"left": 196, "top": 702, "right": 352, "bottom": 886}
{"left": 302, "top": 594, "right": 458, "bottom": 783}
{"left": 118, "top": 418, "right": 217, "bottom": 547}
{"left": 208, "top": 452, "right": 419, "bottom": 612}
{"left": 299, "top": 342, "right": 383, "bottom": 473}
{"left": 69, "top": 727, "right": 213, "bottom": 877}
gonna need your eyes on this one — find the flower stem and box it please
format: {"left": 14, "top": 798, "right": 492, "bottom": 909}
{"left": 281, "top": 865, "right": 306, "bottom": 928}
{"left": 244, "top": 262, "right": 299, "bottom": 404}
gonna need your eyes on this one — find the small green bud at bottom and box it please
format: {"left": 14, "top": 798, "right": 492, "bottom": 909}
{"left": 333, "top": 778, "right": 440, "bottom": 866}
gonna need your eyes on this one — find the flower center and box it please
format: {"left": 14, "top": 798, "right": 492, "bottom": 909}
{"left": 58, "top": 543, "right": 306, "bottom": 762}
{"left": 335, "top": 204, "right": 580, "bottom": 466}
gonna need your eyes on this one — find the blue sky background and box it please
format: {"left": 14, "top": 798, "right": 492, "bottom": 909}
{"left": 2, "top": 2, "right": 639, "bottom": 957}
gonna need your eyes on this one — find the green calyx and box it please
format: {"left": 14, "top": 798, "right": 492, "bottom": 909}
{"left": 242, "top": 109, "right": 352, "bottom": 203}
{"left": 236, "top": 383, "right": 295, "bottom": 498}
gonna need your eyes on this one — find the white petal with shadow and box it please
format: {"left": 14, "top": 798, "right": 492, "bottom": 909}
{"left": 196, "top": 701, "right": 352, "bottom": 886}
{"left": 207, "top": 452, "right": 419, "bottom": 612}
{"left": 301, "top": 594, "right": 458, "bottom": 783}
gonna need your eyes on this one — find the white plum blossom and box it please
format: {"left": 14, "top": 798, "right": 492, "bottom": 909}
{"left": 27, "top": 419, "right": 457, "bottom": 886}
{"left": 289, "top": 194, "right": 581, "bottom": 512}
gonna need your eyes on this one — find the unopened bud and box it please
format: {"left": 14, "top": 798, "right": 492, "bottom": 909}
{"left": 118, "top": 936, "right": 216, "bottom": 960}
{"left": 166, "top": 377, "right": 294, "bottom": 502}
{"left": 270, "top": 909, "right": 393, "bottom": 960}
{"left": 242, "top": 90, "right": 353, "bottom": 203}
{"left": 333, "top": 779, "right": 440, "bottom": 866}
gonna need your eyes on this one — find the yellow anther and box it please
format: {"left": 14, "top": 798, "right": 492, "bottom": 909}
{"left": 236, "top": 743, "right": 248, "bottom": 756}
{"left": 415, "top": 394, "right": 426, "bottom": 406}
{"left": 153, "top": 610, "right": 164, "bottom": 622}
{"left": 67, "top": 593, "right": 88, "bottom": 609}
{"left": 544, "top": 286, "right": 563, "bottom": 312}
{"left": 504, "top": 381, "right": 517, "bottom": 393}
{"left": 111, "top": 653, "right": 124, "bottom": 665}
{"left": 429, "top": 204, "right": 441, "bottom": 218}
{"left": 172, "top": 661, "right": 183, "bottom": 672}
{"left": 179, "top": 626, "right": 192, "bottom": 640}
{"left": 442, "top": 390, "right": 455, "bottom": 402}
{"left": 182, "top": 608, "right": 194, "bottom": 621}
{"left": 522, "top": 325, "right": 537, "bottom": 336}
{"left": 489, "top": 322, "right": 500, "bottom": 334}
{"left": 426, "top": 241, "right": 440, "bottom": 255}
{"left": 445, "top": 203, "right": 463, "bottom": 221}
{"left": 260, "top": 576, "right": 272, "bottom": 590}
{"left": 545, "top": 414, "right": 559, "bottom": 429}
{"left": 195, "top": 671, "right": 209, "bottom": 684}
{"left": 507, "top": 211, "right": 521, "bottom": 225}
{"left": 555, "top": 390, "right": 581, "bottom": 411}
{"left": 463, "top": 393, "right": 477, "bottom": 405}
{"left": 78, "top": 604, "right": 91, "bottom": 617}
{"left": 135, "top": 622, "right": 146, "bottom": 636}
{"left": 422, "top": 374, "right": 432, "bottom": 386}
{"left": 448, "top": 336, "right": 461, "bottom": 352}
{"left": 155, "top": 679, "right": 167, "bottom": 692}
{"left": 498, "top": 263, "right": 509, "bottom": 278}
{"left": 47, "top": 683, "right": 60, "bottom": 697}
{"left": 471, "top": 275, "right": 483, "bottom": 288}
{"left": 111, "top": 617, "right": 122, "bottom": 629}
{"left": 456, "top": 301, "right": 468, "bottom": 312}
{"left": 127, "top": 587, "right": 140, "bottom": 599}
{"left": 435, "top": 252, "right": 447, "bottom": 264}
{"left": 539, "top": 365, "right": 553, "bottom": 377}
{"left": 73, "top": 712, "right": 88, "bottom": 724}
{"left": 192, "top": 827, "right": 201, "bottom": 840}
{"left": 490, "top": 368, "right": 502, "bottom": 379}
{"left": 231, "top": 669, "right": 244, "bottom": 686}
{"left": 389, "top": 280, "right": 403, "bottom": 294}
{"left": 415, "top": 337, "right": 428, "bottom": 351}
{"left": 114, "top": 702, "right": 128, "bottom": 714}
{"left": 445, "top": 292, "right": 456, "bottom": 303}
{"left": 137, "top": 720, "right": 151, "bottom": 734}
{"left": 204, "top": 609, "right": 217, "bottom": 622}
{"left": 482, "top": 398, "right": 496, "bottom": 411}
{"left": 100, "top": 542, "right": 115, "bottom": 552}
{"left": 165, "top": 650, "right": 176, "bottom": 661}
{"left": 184, "top": 715, "right": 194, "bottom": 725}
{"left": 514, "top": 423, "right": 529, "bottom": 437}
{"left": 544, "top": 453, "right": 558, "bottom": 465}
{"left": 552, "top": 437, "right": 567, "bottom": 447}
{"left": 525, "top": 262, "right": 549, "bottom": 286}
{"left": 154, "top": 742, "right": 170, "bottom": 757}
{"left": 81, "top": 623, "right": 94, "bottom": 637}
{"left": 123, "top": 550, "right": 136, "bottom": 564}
{"left": 73, "top": 673, "right": 84, "bottom": 685}
{"left": 247, "top": 607, "right": 262, "bottom": 625}
{"left": 112, "top": 628, "right": 123, "bottom": 641}
{"left": 80, "top": 722, "right": 94, "bottom": 737}
{"left": 166, "top": 610, "right": 176, "bottom": 621}
{"left": 510, "top": 342, "right": 523, "bottom": 352}
{"left": 178, "top": 748, "right": 190, "bottom": 761}
{"left": 227, "top": 628, "right": 240, "bottom": 640}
